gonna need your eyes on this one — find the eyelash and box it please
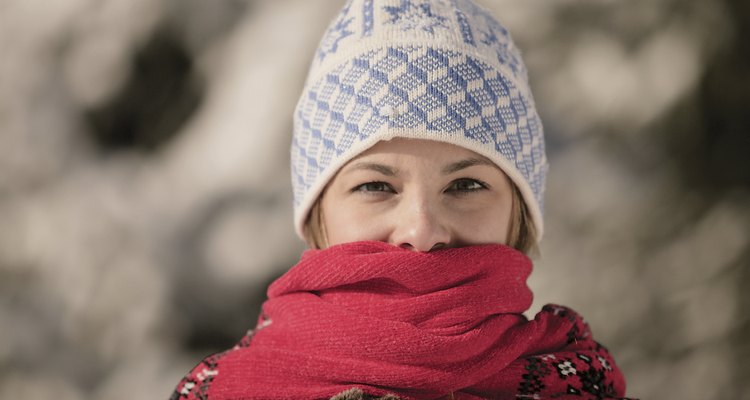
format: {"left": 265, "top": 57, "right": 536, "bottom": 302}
{"left": 351, "top": 179, "right": 489, "bottom": 196}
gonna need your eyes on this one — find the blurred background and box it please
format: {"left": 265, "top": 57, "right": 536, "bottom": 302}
{"left": 1, "top": 0, "right": 748, "bottom": 398}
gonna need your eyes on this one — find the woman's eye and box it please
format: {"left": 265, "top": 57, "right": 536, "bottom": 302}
{"left": 448, "top": 179, "right": 486, "bottom": 193}
{"left": 352, "top": 182, "right": 395, "bottom": 194}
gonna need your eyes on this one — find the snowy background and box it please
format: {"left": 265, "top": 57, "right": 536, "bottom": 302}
{"left": 1, "top": 0, "right": 748, "bottom": 398}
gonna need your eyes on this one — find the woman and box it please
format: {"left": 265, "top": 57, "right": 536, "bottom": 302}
{"left": 172, "top": 0, "right": 629, "bottom": 398}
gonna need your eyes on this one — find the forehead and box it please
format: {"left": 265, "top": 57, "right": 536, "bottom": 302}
{"left": 354, "top": 138, "right": 489, "bottom": 161}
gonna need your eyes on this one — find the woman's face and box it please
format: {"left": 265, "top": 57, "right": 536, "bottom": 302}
{"left": 320, "top": 138, "right": 514, "bottom": 252}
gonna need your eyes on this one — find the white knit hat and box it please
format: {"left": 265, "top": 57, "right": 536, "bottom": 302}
{"left": 291, "top": 0, "right": 548, "bottom": 241}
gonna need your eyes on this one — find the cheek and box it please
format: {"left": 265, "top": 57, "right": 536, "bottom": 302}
{"left": 452, "top": 199, "right": 512, "bottom": 243}
{"left": 322, "top": 198, "right": 388, "bottom": 246}
{"left": 481, "top": 209, "right": 511, "bottom": 243}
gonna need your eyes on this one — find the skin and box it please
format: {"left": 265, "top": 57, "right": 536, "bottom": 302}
{"left": 320, "top": 138, "right": 514, "bottom": 252}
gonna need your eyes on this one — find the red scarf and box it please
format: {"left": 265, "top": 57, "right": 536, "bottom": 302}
{"left": 172, "top": 241, "right": 628, "bottom": 399}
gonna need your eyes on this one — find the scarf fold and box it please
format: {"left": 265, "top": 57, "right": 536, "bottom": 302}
{"left": 172, "top": 241, "right": 627, "bottom": 400}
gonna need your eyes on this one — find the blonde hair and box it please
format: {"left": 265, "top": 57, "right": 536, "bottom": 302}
{"left": 303, "top": 182, "right": 538, "bottom": 256}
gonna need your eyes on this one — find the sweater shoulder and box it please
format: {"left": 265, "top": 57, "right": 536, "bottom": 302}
{"left": 170, "top": 328, "right": 256, "bottom": 400}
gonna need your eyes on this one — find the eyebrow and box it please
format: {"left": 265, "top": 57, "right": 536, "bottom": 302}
{"left": 343, "top": 157, "right": 494, "bottom": 177}
{"left": 441, "top": 158, "right": 494, "bottom": 175}
{"left": 344, "top": 162, "right": 398, "bottom": 176}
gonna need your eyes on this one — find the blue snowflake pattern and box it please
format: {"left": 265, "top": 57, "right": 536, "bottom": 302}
{"left": 317, "top": 3, "right": 355, "bottom": 61}
{"left": 479, "top": 26, "right": 499, "bottom": 47}
{"left": 478, "top": 26, "right": 519, "bottom": 74}
{"left": 383, "top": 0, "right": 449, "bottom": 34}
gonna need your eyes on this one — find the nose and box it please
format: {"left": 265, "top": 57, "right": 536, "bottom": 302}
{"left": 389, "top": 198, "right": 450, "bottom": 252}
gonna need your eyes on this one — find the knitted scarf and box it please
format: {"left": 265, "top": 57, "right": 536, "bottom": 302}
{"left": 172, "top": 241, "right": 628, "bottom": 400}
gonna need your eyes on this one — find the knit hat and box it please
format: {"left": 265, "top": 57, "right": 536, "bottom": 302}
{"left": 291, "top": 0, "right": 548, "bottom": 241}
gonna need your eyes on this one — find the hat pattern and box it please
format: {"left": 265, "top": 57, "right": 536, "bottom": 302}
{"left": 383, "top": 0, "right": 450, "bottom": 34}
{"left": 313, "top": 0, "right": 526, "bottom": 82}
